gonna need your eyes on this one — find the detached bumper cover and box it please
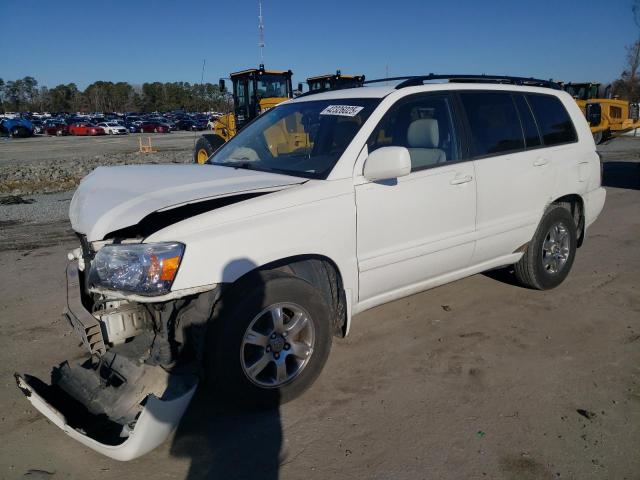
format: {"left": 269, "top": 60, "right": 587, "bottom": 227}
{"left": 15, "top": 373, "right": 197, "bottom": 461}
{"left": 14, "top": 260, "right": 203, "bottom": 461}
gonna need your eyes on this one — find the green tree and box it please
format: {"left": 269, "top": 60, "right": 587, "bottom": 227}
{"left": 48, "top": 83, "right": 80, "bottom": 112}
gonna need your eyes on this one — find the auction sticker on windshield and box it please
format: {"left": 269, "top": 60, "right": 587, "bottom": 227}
{"left": 320, "top": 105, "right": 365, "bottom": 117}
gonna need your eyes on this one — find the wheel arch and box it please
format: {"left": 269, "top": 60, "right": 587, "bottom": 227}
{"left": 230, "top": 254, "right": 349, "bottom": 338}
{"left": 551, "top": 193, "right": 585, "bottom": 247}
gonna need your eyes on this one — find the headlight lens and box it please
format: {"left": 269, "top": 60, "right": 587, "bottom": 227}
{"left": 88, "top": 242, "right": 184, "bottom": 295}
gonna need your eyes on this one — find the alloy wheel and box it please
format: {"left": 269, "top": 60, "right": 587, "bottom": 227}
{"left": 542, "top": 222, "right": 570, "bottom": 274}
{"left": 240, "top": 303, "right": 315, "bottom": 388}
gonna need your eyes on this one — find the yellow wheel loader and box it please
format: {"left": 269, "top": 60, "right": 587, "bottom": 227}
{"left": 194, "top": 64, "right": 293, "bottom": 164}
{"left": 563, "top": 82, "right": 640, "bottom": 144}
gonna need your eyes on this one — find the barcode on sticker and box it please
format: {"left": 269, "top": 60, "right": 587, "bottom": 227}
{"left": 320, "top": 105, "right": 364, "bottom": 117}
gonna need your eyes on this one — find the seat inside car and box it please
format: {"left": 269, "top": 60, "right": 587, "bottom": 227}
{"left": 406, "top": 118, "right": 446, "bottom": 169}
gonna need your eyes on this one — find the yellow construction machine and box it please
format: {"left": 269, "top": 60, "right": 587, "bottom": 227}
{"left": 304, "top": 71, "right": 365, "bottom": 93}
{"left": 194, "top": 64, "right": 293, "bottom": 164}
{"left": 563, "top": 82, "right": 640, "bottom": 143}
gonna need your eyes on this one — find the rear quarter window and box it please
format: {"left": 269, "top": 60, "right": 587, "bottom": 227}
{"left": 526, "top": 94, "right": 577, "bottom": 146}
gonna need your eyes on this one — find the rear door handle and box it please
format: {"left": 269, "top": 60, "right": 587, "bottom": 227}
{"left": 450, "top": 174, "right": 473, "bottom": 185}
{"left": 533, "top": 157, "right": 549, "bottom": 167}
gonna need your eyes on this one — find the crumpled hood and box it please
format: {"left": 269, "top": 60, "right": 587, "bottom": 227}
{"left": 70, "top": 164, "right": 305, "bottom": 241}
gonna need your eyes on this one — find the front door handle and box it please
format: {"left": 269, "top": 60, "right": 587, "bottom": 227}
{"left": 533, "top": 157, "right": 549, "bottom": 167}
{"left": 450, "top": 174, "right": 473, "bottom": 185}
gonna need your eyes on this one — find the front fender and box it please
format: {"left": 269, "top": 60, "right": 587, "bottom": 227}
{"left": 147, "top": 178, "right": 359, "bottom": 302}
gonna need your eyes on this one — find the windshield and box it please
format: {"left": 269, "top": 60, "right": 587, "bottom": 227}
{"left": 309, "top": 80, "right": 329, "bottom": 91}
{"left": 209, "top": 98, "right": 380, "bottom": 179}
{"left": 256, "top": 74, "right": 290, "bottom": 98}
{"left": 565, "top": 84, "right": 599, "bottom": 100}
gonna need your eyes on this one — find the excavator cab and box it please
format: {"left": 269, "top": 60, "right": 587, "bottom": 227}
{"left": 564, "top": 82, "right": 601, "bottom": 101}
{"left": 195, "top": 65, "right": 293, "bottom": 164}
{"left": 306, "top": 71, "right": 365, "bottom": 93}
{"left": 226, "top": 64, "right": 293, "bottom": 131}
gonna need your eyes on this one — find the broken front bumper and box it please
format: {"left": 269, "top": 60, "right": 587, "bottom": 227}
{"left": 14, "top": 260, "right": 199, "bottom": 461}
{"left": 15, "top": 374, "right": 197, "bottom": 461}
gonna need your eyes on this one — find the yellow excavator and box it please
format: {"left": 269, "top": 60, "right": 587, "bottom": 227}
{"left": 304, "top": 71, "right": 365, "bottom": 93}
{"left": 194, "top": 64, "right": 293, "bottom": 164}
{"left": 563, "top": 82, "right": 640, "bottom": 143}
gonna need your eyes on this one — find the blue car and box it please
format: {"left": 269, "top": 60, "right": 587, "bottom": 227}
{"left": 0, "top": 118, "right": 34, "bottom": 138}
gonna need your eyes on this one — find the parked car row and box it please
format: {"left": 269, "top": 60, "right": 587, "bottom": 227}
{"left": 1, "top": 110, "right": 219, "bottom": 138}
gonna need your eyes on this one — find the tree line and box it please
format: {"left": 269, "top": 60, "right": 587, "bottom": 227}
{"left": 4, "top": 37, "right": 640, "bottom": 114}
{"left": 0, "top": 77, "right": 230, "bottom": 113}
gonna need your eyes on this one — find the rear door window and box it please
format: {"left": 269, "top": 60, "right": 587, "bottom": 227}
{"left": 514, "top": 94, "right": 542, "bottom": 148}
{"left": 526, "top": 94, "right": 577, "bottom": 146}
{"left": 459, "top": 92, "right": 525, "bottom": 157}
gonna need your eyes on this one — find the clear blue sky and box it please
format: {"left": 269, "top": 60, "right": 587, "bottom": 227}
{"left": 1, "top": 0, "right": 637, "bottom": 89}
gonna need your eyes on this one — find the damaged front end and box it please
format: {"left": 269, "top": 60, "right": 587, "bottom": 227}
{"left": 15, "top": 260, "right": 218, "bottom": 461}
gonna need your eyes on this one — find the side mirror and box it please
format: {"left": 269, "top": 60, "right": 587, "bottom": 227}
{"left": 218, "top": 79, "right": 226, "bottom": 93}
{"left": 585, "top": 103, "right": 602, "bottom": 127}
{"left": 363, "top": 146, "right": 411, "bottom": 182}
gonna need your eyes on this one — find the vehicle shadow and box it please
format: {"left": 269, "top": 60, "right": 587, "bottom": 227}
{"left": 482, "top": 266, "right": 521, "bottom": 287}
{"left": 170, "top": 258, "right": 283, "bottom": 480}
{"left": 170, "top": 388, "right": 282, "bottom": 480}
{"left": 602, "top": 161, "right": 640, "bottom": 190}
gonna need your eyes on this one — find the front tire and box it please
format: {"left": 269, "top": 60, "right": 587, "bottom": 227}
{"left": 208, "top": 271, "right": 333, "bottom": 407}
{"left": 514, "top": 205, "right": 577, "bottom": 290}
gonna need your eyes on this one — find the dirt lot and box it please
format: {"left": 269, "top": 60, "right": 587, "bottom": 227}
{"left": 0, "top": 131, "right": 197, "bottom": 195}
{"left": 0, "top": 137, "right": 638, "bottom": 480}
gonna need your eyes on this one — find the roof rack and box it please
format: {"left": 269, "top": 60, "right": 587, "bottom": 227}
{"left": 363, "top": 74, "right": 561, "bottom": 90}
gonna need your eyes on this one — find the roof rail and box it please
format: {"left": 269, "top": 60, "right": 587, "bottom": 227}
{"left": 363, "top": 74, "right": 561, "bottom": 90}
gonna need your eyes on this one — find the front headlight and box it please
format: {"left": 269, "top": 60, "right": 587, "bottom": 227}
{"left": 88, "top": 242, "right": 184, "bottom": 295}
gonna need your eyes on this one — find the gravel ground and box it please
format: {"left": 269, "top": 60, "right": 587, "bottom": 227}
{"left": 0, "top": 131, "right": 199, "bottom": 195}
{"left": 0, "top": 191, "right": 73, "bottom": 224}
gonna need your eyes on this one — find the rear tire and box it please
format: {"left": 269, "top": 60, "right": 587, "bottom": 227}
{"left": 194, "top": 134, "right": 225, "bottom": 164}
{"left": 207, "top": 271, "right": 333, "bottom": 408}
{"left": 514, "top": 205, "right": 577, "bottom": 290}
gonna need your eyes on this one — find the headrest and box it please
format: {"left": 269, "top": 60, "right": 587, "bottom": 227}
{"left": 407, "top": 118, "right": 439, "bottom": 148}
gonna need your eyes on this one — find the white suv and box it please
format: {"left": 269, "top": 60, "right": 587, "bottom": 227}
{"left": 17, "top": 75, "right": 606, "bottom": 460}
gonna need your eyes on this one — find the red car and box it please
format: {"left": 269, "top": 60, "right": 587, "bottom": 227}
{"left": 139, "top": 121, "right": 170, "bottom": 133}
{"left": 68, "top": 122, "right": 106, "bottom": 136}
{"left": 44, "top": 123, "right": 70, "bottom": 136}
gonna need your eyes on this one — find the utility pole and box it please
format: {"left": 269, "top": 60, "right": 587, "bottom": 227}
{"left": 258, "top": 0, "right": 265, "bottom": 64}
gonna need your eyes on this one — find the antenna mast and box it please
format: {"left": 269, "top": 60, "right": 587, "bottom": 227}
{"left": 258, "top": 0, "right": 265, "bottom": 63}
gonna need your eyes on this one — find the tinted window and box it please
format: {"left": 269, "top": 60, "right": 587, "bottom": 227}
{"left": 514, "top": 94, "right": 541, "bottom": 148}
{"left": 460, "top": 92, "right": 524, "bottom": 156}
{"left": 526, "top": 94, "right": 577, "bottom": 145}
{"left": 211, "top": 98, "right": 379, "bottom": 179}
{"left": 368, "top": 93, "right": 459, "bottom": 171}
